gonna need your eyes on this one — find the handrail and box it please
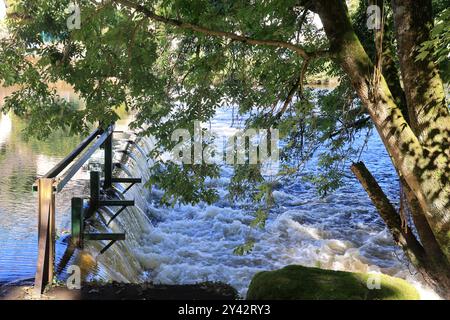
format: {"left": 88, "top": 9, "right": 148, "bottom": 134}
{"left": 43, "top": 127, "right": 103, "bottom": 179}
{"left": 32, "top": 125, "right": 113, "bottom": 192}
{"left": 34, "top": 124, "right": 115, "bottom": 296}
{"left": 55, "top": 125, "right": 113, "bottom": 192}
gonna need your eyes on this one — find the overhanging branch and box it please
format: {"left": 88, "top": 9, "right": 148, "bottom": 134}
{"left": 275, "top": 58, "right": 310, "bottom": 119}
{"left": 350, "top": 161, "right": 427, "bottom": 266}
{"left": 113, "top": 0, "right": 330, "bottom": 60}
{"left": 328, "top": 116, "right": 371, "bottom": 139}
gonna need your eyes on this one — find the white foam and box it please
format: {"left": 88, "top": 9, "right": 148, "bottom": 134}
{"left": 105, "top": 112, "right": 443, "bottom": 300}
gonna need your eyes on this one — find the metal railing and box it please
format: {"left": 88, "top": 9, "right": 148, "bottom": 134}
{"left": 33, "top": 124, "right": 115, "bottom": 295}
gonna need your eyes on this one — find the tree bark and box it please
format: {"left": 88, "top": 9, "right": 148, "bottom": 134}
{"left": 370, "top": 1, "right": 450, "bottom": 294}
{"left": 352, "top": 162, "right": 450, "bottom": 298}
{"left": 313, "top": 0, "right": 450, "bottom": 264}
{"left": 390, "top": 0, "right": 450, "bottom": 262}
{"left": 351, "top": 161, "right": 426, "bottom": 267}
{"left": 391, "top": 0, "right": 450, "bottom": 148}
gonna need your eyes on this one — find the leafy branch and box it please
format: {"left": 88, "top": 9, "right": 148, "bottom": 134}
{"left": 112, "top": 0, "right": 330, "bottom": 60}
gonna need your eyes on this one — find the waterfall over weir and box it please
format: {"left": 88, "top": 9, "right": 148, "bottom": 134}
{"left": 57, "top": 134, "right": 155, "bottom": 284}
{"left": 56, "top": 112, "right": 440, "bottom": 299}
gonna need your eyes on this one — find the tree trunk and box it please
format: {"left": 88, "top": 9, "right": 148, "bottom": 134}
{"left": 352, "top": 162, "right": 450, "bottom": 298}
{"left": 314, "top": 0, "right": 450, "bottom": 296}
{"left": 391, "top": 0, "right": 450, "bottom": 147}
{"left": 350, "top": 162, "right": 426, "bottom": 265}
{"left": 390, "top": 0, "right": 450, "bottom": 264}
{"left": 376, "top": 0, "right": 450, "bottom": 296}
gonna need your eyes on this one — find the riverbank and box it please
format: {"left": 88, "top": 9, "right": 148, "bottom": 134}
{"left": 0, "top": 282, "right": 239, "bottom": 300}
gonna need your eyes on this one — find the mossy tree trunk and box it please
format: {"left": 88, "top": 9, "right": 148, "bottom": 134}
{"left": 314, "top": 0, "right": 450, "bottom": 297}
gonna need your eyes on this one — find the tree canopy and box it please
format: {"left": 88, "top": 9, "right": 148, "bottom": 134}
{"left": 0, "top": 0, "right": 379, "bottom": 197}
{"left": 1, "top": 0, "right": 449, "bottom": 295}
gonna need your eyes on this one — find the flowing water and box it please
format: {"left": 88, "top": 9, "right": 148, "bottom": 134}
{"left": 107, "top": 109, "right": 440, "bottom": 299}
{"left": 0, "top": 90, "right": 441, "bottom": 299}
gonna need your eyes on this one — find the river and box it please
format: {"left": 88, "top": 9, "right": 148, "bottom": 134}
{"left": 0, "top": 87, "right": 441, "bottom": 299}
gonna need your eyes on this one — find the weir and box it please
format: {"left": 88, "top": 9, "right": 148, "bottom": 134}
{"left": 33, "top": 124, "right": 143, "bottom": 295}
{"left": 25, "top": 117, "right": 438, "bottom": 299}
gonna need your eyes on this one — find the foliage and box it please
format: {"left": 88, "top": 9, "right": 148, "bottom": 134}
{"left": 146, "top": 161, "right": 220, "bottom": 206}
{"left": 0, "top": 0, "right": 447, "bottom": 254}
{"left": 233, "top": 239, "right": 255, "bottom": 256}
{"left": 417, "top": 8, "right": 450, "bottom": 82}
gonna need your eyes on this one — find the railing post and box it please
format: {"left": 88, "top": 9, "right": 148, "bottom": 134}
{"left": 71, "top": 197, "right": 84, "bottom": 248}
{"left": 34, "top": 178, "right": 55, "bottom": 295}
{"left": 89, "top": 171, "right": 100, "bottom": 217}
{"left": 103, "top": 131, "right": 113, "bottom": 190}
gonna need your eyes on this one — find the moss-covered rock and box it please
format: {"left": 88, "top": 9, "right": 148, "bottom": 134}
{"left": 247, "top": 265, "right": 419, "bottom": 300}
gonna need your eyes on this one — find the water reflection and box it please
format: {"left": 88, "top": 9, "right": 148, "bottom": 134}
{"left": 0, "top": 83, "right": 132, "bottom": 284}
{"left": 0, "top": 83, "right": 85, "bottom": 283}
{"left": 0, "top": 112, "right": 11, "bottom": 145}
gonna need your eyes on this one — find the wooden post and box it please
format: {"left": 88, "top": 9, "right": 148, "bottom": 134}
{"left": 34, "top": 178, "right": 55, "bottom": 295}
{"left": 103, "top": 132, "right": 113, "bottom": 190}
